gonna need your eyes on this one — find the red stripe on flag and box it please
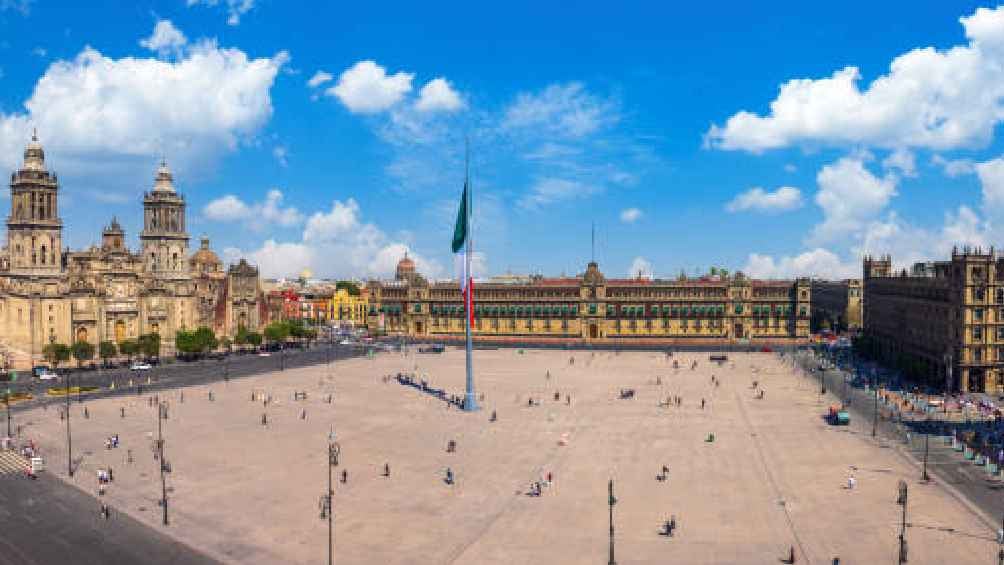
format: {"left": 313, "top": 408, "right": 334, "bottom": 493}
{"left": 466, "top": 278, "right": 475, "bottom": 326}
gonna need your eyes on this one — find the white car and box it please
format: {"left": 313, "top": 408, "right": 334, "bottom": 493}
{"left": 130, "top": 362, "right": 153, "bottom": 371}
{"left": 37, "top": 371, "right": 59, "bottom": 381}
{"left": 339, "top": 339, "right": 353, "bottom": 346}
{"left": 258, "top": 352, "right": 271, "bottom": 357}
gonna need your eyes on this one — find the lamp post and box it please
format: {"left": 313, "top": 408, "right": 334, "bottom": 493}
{"left": 158, "top": 401, "right": 170, "bottom": 526}
{"left": 872, "top": 381, "right": 879, "bottom": 438}
{"left": 897, "top": 480, "right": 908, "bottom": 564}
{"left": 62, "top": 349, "right": 73, "bottom": 477}
{"left": 608, "top": 479, "right": 617, "bottom": 565}
{"left": 320, "top": 430, "right": 340, "bottom": 565}
{"left": 4, "top": 389, "right": 10, "bottom": 439}
{"left": 922, "top": 415, "right": 930, "bottom": 482}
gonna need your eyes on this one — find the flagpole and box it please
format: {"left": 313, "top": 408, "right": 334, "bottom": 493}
{"left": 464, "top": 138, "right": 478, "bottom": 411}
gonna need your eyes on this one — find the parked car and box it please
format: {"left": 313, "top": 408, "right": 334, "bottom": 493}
{"left": 130, "top": 362, "right": 153, "bottom": 371}
{"left": 36, "top": 370, "right": 59, "bottom": 381}
{"left": 258, "top": 352, "right": 271, "bottom": 357}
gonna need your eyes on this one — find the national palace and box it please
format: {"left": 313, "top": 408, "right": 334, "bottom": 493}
{"left": 362, "top": 255, "right": 812, "bottom": 344}
{"left": 0, "top": 133, "right": 264, "bottom": 369}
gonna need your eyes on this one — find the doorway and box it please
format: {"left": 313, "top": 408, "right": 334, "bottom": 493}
{"left": 589, "top": 324, "right": 598, "bottom": 339}
{"left": 733, "top": 323, "right": 744, "bottom": 339}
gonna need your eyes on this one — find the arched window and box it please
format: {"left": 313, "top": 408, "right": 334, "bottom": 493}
{"left": 40, "top": 245, "right": 46, "bottom": 264}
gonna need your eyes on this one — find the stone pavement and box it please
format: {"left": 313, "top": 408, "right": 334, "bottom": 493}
{"left": 15, "top": 349, "right": 1001, "bottom": 564}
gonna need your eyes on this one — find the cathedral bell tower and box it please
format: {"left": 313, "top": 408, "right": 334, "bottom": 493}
{"left": 6, "top": 130, "right": 63, "bottom": 276}
{"left": 140, "top": 160, "right": 189, "bottom": 277}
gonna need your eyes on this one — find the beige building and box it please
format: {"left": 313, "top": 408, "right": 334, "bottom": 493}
{"left": 862, "top": 249, "right": 1004, "bottom": 393}
{"left": 365, "top": 256, "right": 811, "bottom": 343}
{"left": 811, "top": 279, "right": 862, "bottom": 332}
{"left": 0, "top": 133, "right": 263, "bottom": 369}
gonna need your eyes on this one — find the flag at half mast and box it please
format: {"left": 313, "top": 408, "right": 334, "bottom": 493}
{"left": 452, "top": 180, "right": 474, "bottom": 326}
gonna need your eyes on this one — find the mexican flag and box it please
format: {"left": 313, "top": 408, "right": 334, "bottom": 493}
{"left": 452, "top": 180, "right": 474, "bottom": 326}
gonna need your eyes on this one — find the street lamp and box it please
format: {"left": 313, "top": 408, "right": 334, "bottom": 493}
{"left": 608, "top": 478, "right": 617, "bottom": 565}
{"left": 63, "top": 363, "right": 73, "bottom": 477}
{"left": 158, "top": 401, "right": 170, "bottom": 526}
{"left": 320, "top": 429, "right": 340, "bottom": 565}
{"left": 897, "top": 480, "right": 908, "bottom": 564}
{"left": 922, "top": 412, "right": 930, "bottom": 482}
{"left": 4, "top": 388, "right": 10, "bottom": 439}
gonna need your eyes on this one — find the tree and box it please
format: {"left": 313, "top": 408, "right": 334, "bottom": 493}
{"left": 174, "top": 327, "right": 217, "bottom": 358}
{"left": 71, "top": 341, "right": 95, "bottom": 368}
{"left": 246, "top": 332, "right": 262, "bottom": 348}
{"left": 234, "top": 325, "right": 249, "bottom": 351}
{"left": 336, "top": 280, "right": 361, "bottom": 296}
{"left": 264, "top": 321, "right": 290, "bottom": 346}
{"left": 98, "top": 341, "right": 117, "bottom": 366}
{"left": 42, "top": 343, "right": 71, "bottom": 370}
{"left": 220, "top": 337, "right": 232, "bottom": 352}
{"left": 118, "top": 339, "right": 139, "bottom": 362}
{"left": 138, "top": 333, "right": 161, "bottom": 359}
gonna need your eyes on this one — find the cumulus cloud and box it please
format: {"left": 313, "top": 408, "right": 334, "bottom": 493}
{"left": 706, "top": 6, "right": 1004, "bottom": 152}
{"left": 518, "top": 177, "right": 600, "bottom": 209}
{"left": 620, "top": 207, "right": 643, "bottom": 223}
{"left": 628, "top": 256, "right": 654, "bottom": 279}
{"left": 976, "top": 156, "right": 1004, "bottom": 213}
{"left": 744, "top": 248, "right": 858, "bottom": 280}
{"left": 203, "top": 189, "right": 303, "bottom": 229}
{"left": 139, "top": 20, "right": 187, "bottom": 58}
{"left": 725, "top": 186, "right": 803, "bottom": 213}
{"left": 881, "top": 148, "right": 917, "bottom": 177}
{"left": 415, "top": 77, "right": 464, "bottom": 112}
{"left": 307, "top": 70, "right": 333, "bottom": 88}
{"left": 228, "top": 197, "right": 442, "bottom": 279}
{"left": 327, "top": 60, "right": 414, "bottom": 114}
{"left": 0, "top": 31, "right": 287, "bottom": 179}
{"left": 809, "top": 157, "right": 897, "bottom": 245}
{"left": 502, "top": 82, "right": 618, "bottom": 139}
{"left": 187, "top": 0, "right": 256, "bottom": 26}
{"left": 931, "top": 154, "right": 976, "bottom": 177}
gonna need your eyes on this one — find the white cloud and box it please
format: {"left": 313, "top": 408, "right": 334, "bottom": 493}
{"left": 725, "top": 186, "right": 803, "bottom": 213}
{"left": 809, "top": 157, "right": 897, "bottom": 245}
{"left": 272, "top": 145, "right": 288, "bottom": 167}
{"left": 229, "top": 198, "right": 442, "bottom": 279}
{"left": 628, "top": 256, "right": 654, "bottom": 279}
{"left": 326, "top": 60, "right": 413, "bottom": 114}
{"left": 976, "top": 156, "right": 1004, "bottom": 213}
{"left": 307, "top": 70, "right": 333, "bottom": 89}
{"left": 203, "top": 189, "right": 303, "bottom": 229}
{"left": 784, "top": 163, "right": 797, "bottom": 173}
{"left": 931, "top": 154, "right": 976, "bottom": 177}
{"left": 415, "top": 78, "right": 464, "bottom": 112}
{"left": 502, "top": 82, "right": 618, "bottom": 138}
{"left": 744, "top": 248, "right": 858, "bottom": 280}
{"left": 881, "top": 148, "right": 916, "bottom": 177}
{"left": 620, "top": 207, "right": 643, "bottom": 223}
{"left": 518, "top": 177, "right": 600, "bottom": 210}
{"left": 139, "top": 20, "right": 187, "bottom": 58}
{"left": 707, "top": 6, "right": 1004, "bottom": 152}
{"left": 187, "top": 0, "right": 256, "bottom": 26}
{"left": 0, "top": 36, "right": 287, "bottom": 178}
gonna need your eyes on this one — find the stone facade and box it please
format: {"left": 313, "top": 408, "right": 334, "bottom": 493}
{"left": 810, "top": 279, "right": 863, "bottom": 332}
{"left": 0, "top": 134, "right": 263, "bottom": 369}
{"left": 364, "top": 257, "right": 811, "bottom": 344}
{"left": 862, "top": 249, "right": 1004, "bottom": 393}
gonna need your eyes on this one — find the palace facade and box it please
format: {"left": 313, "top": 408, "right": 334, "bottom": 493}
{"left": 810, "top": 279, "right": 863, "bottom": 332}
{"left": 861, "top": 249, "right": 1004, "bottom": 394}
{"left": 0, "top": 133, "right": 264, "bottom": 369}
{"left": 364, "top": 256, "right": 811, "bottom": 344}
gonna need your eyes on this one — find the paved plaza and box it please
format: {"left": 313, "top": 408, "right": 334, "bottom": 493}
{"left": 13, "top": 348, "right": 1001, "bottom": 564}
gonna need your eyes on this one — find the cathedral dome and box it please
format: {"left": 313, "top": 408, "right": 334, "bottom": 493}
{"left": 395, "top": 252, "right": 416, "bottom": 281}
{"left": 190, "top": 236, "right": 221, "bottom": 273}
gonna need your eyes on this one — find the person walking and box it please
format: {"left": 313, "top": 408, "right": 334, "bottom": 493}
{"left": 384, "top": 463, "right": 391, "bottom": 477}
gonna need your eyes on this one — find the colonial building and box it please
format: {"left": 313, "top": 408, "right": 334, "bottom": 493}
{"left": 862, "top": 249, "right": 1004, "bottom": 393}
{"left": 0, "top": 133, "right": 263, "bottom": 368}
{"left": 364, "top": 257, "right": 811, "bottom": 344}
{"left": 810, "top": 279, "right": 863, "bottom": 332}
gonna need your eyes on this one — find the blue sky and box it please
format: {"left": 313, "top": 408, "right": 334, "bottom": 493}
{"left": 1, "top": 1, "right": 1003, "bottom": 280}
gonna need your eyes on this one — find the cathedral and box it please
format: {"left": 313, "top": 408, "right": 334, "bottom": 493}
{"left": 0, "top": 133, "right": 264, "bottom": 369}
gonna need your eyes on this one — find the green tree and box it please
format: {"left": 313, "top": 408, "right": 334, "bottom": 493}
{"left": 42, "top": 343, "right": 71, "bottom": 370}
{"left": 220, "top": 337, "right": 232, "bottom": 352}
{"left": 118, "top": 339, "right": 139, "bottom": 362}
{"left": 264, "top": 321, "right": 290, "bottom": 346}
{"left": 234, "top": 325, "right": 249, "bottom": 351}
{"left": 246, "top": 332, "right": 263, "bottom": 348}
{"left": 98, "top": 340, "right": 117, "bottom": 366}
{"left": 336, "top": 280, "right": 360, "bottom": 296}
{"left": 71, "top": 341, "right": 95, "bottom": 368}
{"left": 138, "top": 333, "right": 161, "bottom": 359}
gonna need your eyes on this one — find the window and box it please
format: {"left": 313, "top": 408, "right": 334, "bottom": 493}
{"left": 976, "top": 287, "right": 986, "bottom": 301}
{"left": 975, "top": 308, "right": 984, "bottom": 322}
{"left": 973, "top": 326, "right": 983, "bottom": 341}
{"left": 998, "top": 327, "right": 1004, "bottom": 341}
{"left": 974, "top": 347, "right": 983, "bottom": 362}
